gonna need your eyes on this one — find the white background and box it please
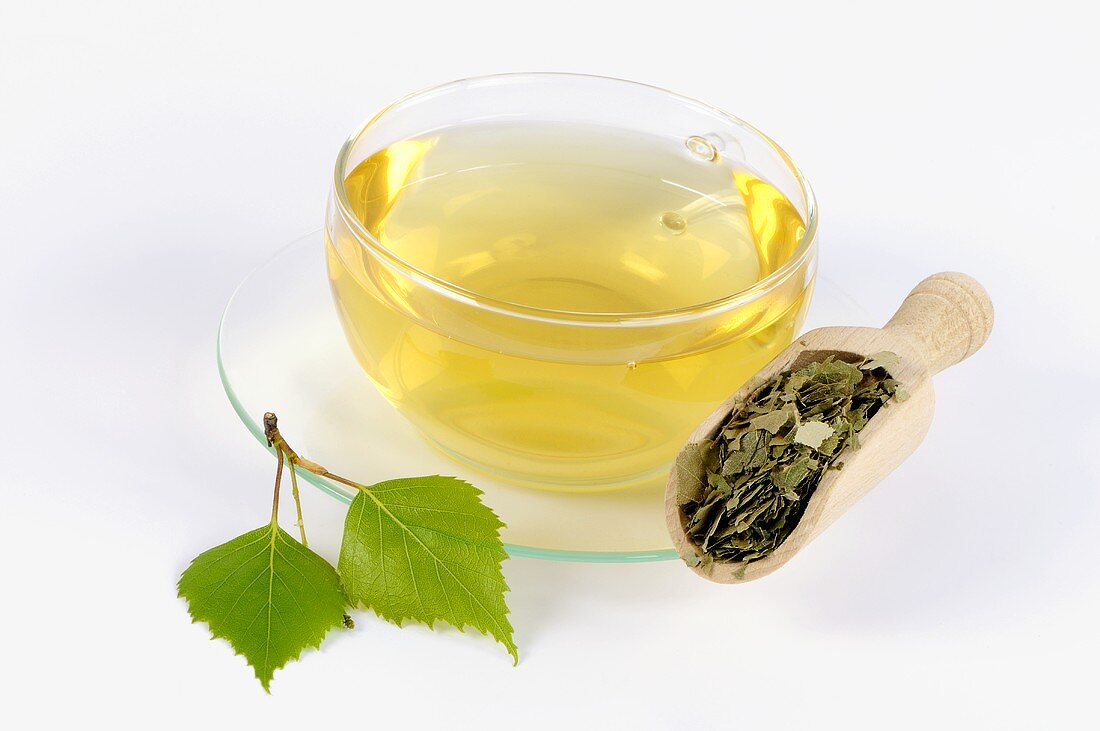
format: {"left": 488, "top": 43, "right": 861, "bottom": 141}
{"left": 3, "top": 1, "right": 1098, "bottom": 728}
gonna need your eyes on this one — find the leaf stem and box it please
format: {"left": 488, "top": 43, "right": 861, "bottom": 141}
{"left": 271, "top": 446, "right": 284, "bottom": 527}
{"left": 287, "top": 458, "right": 308, "bottom": 547}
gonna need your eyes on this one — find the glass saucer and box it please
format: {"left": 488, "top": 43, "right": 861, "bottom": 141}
{"left": 217, "top": 231, "right": 869, "bottom": 562}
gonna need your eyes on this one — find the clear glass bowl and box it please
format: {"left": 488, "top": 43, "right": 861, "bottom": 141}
{"left": 325, "top": 73, "right": 818, "bottom": 488}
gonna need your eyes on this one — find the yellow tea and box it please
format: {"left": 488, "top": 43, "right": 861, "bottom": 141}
{"left": 326, "top": 122, "right": 812, "bottom": 488}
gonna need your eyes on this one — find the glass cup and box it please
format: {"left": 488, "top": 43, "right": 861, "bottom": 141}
{"left": 325, "top": 73, "right": 817, "bottom": 490}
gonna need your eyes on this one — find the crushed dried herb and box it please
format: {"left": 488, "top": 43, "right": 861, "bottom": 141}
{"left": 677, "top": 353, "right": 907, "bottom": 567}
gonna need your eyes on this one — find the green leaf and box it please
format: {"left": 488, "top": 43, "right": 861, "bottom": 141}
{"left": 339, "top": 476, "right": 517, "bottom": 663}
{"left": 178, "top": 524, "right": 348, "bottom": 692}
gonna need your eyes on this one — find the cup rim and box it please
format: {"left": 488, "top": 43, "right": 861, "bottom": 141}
{"left": 331, "top": 72, "right": 818, "bottom": 325}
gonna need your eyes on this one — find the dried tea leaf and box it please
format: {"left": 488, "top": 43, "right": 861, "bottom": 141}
{"left": 678, "top": 354, "right": 904, "bottom": 568}
{"left": 865, "top": 351, "right": 901, "bottom": 375}
{"left": 793, "top": 421, "right": 835, "bottom": 450}
{"left": 750, "top": 409, "right": 792, "bottom": 435}
{"left": 680, "top": 549, "right": 703, "bottom": 567}
{"left": 675, "top": 441, "right": 713, "bottom": 503}
{"left": 773, "top": 459, "right": 811, "bottom": 489}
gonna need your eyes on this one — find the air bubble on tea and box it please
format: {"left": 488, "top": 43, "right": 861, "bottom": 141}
{"left": 659, "top": 211, "right": 687, "bottom": 235}
{"left": 685, "top": 135, "right": 719, "bottom": 162}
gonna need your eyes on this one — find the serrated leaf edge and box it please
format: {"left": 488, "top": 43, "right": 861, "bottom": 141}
{"left": 178, "top": 525, "right": 346, "bottom": 692}
{"left": 341, "top": 476, "right": 518, "bottom": 664}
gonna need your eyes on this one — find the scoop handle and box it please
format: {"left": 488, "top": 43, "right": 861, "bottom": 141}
{"left": 883, "top": 272, "right": 994, "bottom": 375}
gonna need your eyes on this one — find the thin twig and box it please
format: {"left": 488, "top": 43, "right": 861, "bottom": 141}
{"left": 263, "top": 411, "right": 365, "bottom": 493}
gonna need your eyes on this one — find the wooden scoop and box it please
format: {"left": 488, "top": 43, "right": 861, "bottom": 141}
{"left": 665, "top": 272, "right": 994, "bottom": 583}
